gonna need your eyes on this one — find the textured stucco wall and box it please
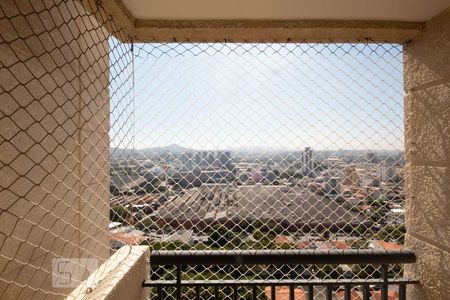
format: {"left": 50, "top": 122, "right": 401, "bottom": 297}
{"left": 404, "top": 7, "right": 450, "bottom": 300}
{"left": 0, "top": 0, "right": 110, "bottom": 299}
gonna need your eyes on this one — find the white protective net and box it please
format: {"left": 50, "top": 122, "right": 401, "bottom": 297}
{"left": 0, "top": 1, "right": 406, "bottom": 298}
{"left": 109, "top": 42, "right": 405, "bottom": 298}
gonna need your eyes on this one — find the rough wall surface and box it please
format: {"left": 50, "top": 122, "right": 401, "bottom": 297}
{"left": 0, "top": 0, "right": 110, "bottom": 299}
{"left": 404, "top": 7, "right": 450, "bottom": 300}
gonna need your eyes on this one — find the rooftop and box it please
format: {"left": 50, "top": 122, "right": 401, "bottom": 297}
{"left": 152, "top": 184, "right": 363, "bottom": 228}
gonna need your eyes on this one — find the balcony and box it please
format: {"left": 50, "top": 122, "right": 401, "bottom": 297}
{"left": 1, "top": 1, "right": 449, "bottom": 300}
{"left": 145, "top": 250, "right": 418, "bottom": 300}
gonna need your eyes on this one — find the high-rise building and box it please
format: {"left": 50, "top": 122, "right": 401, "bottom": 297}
{"left": 206, "top": 151, "right": 215, "bottom": 165}
{"left": 200, "top": 151, "right": 208, "bottom": 167}
{"left": 194, "top": 152, "right": 202, "bottom": 166}
{"left": 302, "top": 147, "right": 314, "bottom": 176}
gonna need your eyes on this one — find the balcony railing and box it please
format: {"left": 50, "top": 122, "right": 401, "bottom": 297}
{"left": 143, "top": 249, "right": 417, "bottom": 300}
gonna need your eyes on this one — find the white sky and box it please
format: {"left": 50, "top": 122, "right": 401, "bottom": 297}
{"left": 110, "top": 42, "right": 404, "bottom": 151}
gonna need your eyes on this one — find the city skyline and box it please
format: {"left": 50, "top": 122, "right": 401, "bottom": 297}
{"left": 110, "top": 143, "right": 405, "bottom": 153}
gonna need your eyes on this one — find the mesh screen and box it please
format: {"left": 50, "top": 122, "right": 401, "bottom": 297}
{"left": 0, "top": 0, "right": 406, "bottom": 298}
{"left": 110, "top": 43, "right": 405, "bottom": 299}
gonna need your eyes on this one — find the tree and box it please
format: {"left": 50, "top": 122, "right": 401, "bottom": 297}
{"left": 110, "top": 204, "right": 131, "bottom": 222}
{"left": 378, "top": 224, "right": 406, "bottom": 244}
{"left": 259, "top": 220, "right": 284, "bottom": 234}
{"left": 335, "top": 196, "right": 345, "bottom": 204}
{"left": 135, "top": 218, "right": 153, "bottom": 231}
{"left": 208, "top": 224, "right": 234, "bottom": 248}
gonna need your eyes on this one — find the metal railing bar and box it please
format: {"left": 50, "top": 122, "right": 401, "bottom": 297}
{"left": 149, "top": 250, "right": 416, "bottom": 266}
{"left": 326, "top": 285, "right": 333, "bottom": 300}
{"left": 307, "top": 285, "right": 314, "bottom": 300}
{"left": 399, "top": 283, "right": 406, "bottom": 300}
{"left": 143, "top": 278, "right": 419, "bottom": 287}
{"left": 289, "top": 285, "right": 294, "bottom": 300}
{"left": 362, "top": 284, "right": 370, "bottom": 300}
{"left": 176, "top": 266, "right": 181, "bottom": 300}
{"left": 381, "top": 264, "right": 389, "bottom": 300}
{"left": 195, "top": 285, "right": 200, "bottom": 300}
{"left": 157, "top": 285, "right": 163, "bottom": 300}
{"left": 344, "top": 285, "right": 351, "bottom": 300}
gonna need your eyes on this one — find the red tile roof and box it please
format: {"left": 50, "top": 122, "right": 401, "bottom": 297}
{"left": 331, "top": 240, "right": 351, "bottom": 250}
{"left": 275, "top": 235, "right": 293, "bottom": 245}
{"left": 111, "top": 234, "right": 147, "bottom": 245}
{"left": 375, "top": 240, "right": 402, "bottom": 250}
{"left": 295, "top": 241, "right": 310, "bottom": 249}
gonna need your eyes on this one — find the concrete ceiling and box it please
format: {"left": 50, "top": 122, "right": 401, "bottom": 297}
{"left": 121, "top": 0, "right": 450, "bottom": 22}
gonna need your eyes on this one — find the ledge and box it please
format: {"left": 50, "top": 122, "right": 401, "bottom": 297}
{"left": 100, "top": 1, "right": 423, "bottom": 43}
{"left": 67, "top": 246, "right": 149, "bottom": 300}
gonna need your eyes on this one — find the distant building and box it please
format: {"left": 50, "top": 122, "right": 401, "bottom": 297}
{"left": 110, "top": 226, "right": 148, "bottom": 249}
{"left": 377, "top": 163, "right": 397, "bottom": 182}
{"left": 217, "top": 151, "right": 233, "bottom": 170}
{"left": 329, "top": 176, "right": 341, "bottom": 194}
{"left": 367, "top": 152, "right": 380, "bottom": 163}
{"left": 325, "top": 156, "right": 340, "bottom": 168}
{"left": 251, "top": 171, "right": 264, "bottom": 183}
{"left": 294, "top": 238, "right": 351, "bottom": 250}
{"left": 206, "top": 151, "right": 215, "bottom": 165}
{"left": 301, "top": 147, "right": 314, "bottom": 177}
{"left": 193, "top": 152, "right": 202, "bottom": 165}
{"left": 387, "top": 208, "right": 405, "bottom": 224}
{"left": 274, "top": 235, "right": 294, "bottom": 245}
{"left": 179, "top": 152, "right": 193, "bottom": 170}
{"left": 342, "top": 166, "right": 359, "bottom": 185}
{"left": 148, "top": 229, "right": 208, "bottom": 245}
{"left": 369, "top": 240, "right": 402, "bottom": 250}
{"left": 152, "top": 185, "right": 363, "bottom": 229}
{"left": 200, "top": 151, "right": 208, "bottom": 167}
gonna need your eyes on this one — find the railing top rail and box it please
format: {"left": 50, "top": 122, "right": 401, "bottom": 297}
{"left": 150, "top": 249, "right": 416, "bottom": 266}
{"left": 144, "top": 278, "right": 419, "bottom": 288}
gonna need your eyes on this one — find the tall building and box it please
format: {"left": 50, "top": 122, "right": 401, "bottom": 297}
{"left": 206, "top": 151, "right": 215, "bottom": 165}
{"left": 377, "top": 163, "right": 397, "bottom": 182}
{"left": 200, "top": 151, "right": 208, "bottom": 167}
{"left": 194, "top": 152, "right": 202, "bottom": 166}
{"left": 302, "top": 147, "right": 314, "bottom": 176}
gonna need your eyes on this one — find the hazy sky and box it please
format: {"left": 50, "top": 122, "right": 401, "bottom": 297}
{"left": 110, "top": 41, "right": 404, "bottom": 151}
